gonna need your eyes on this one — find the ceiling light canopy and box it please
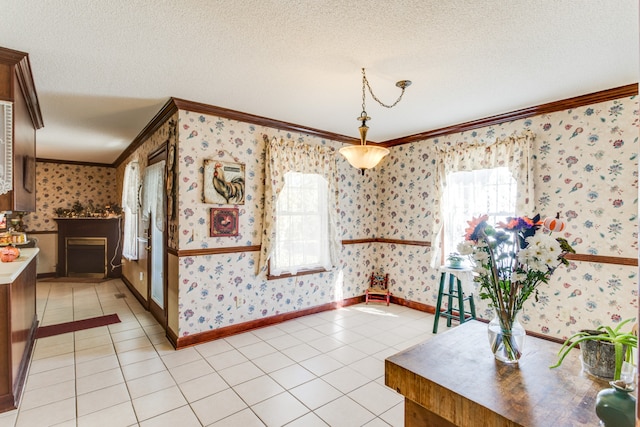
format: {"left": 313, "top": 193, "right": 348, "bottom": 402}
{"left": 339, "top": 68, "right": 411, "bottom": 172}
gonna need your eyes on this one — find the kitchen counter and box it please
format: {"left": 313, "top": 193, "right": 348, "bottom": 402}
{"left": 0, "top": 248, "right": 39, "bottom": 285}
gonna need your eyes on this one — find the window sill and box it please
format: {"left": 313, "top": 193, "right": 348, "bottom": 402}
{"left": 267, "top": 267, "right": 327, "bottom": 281}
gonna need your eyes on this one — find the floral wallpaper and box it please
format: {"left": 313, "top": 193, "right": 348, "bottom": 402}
{"left": 32, "top": 93, "right": 637, "bottom": 343}
{"left": 377, "top": 96, "right": 639, "bottom": 339}
{"left": 24, "top": 162, "right": 118, "bottom": 232}
{"left": 175, "top": 111, "right": 378, "bottom": 336}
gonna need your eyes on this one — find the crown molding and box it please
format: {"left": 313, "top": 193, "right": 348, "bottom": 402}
{"left": 117, "top": 83, "right": 639, "bottom": 168}
{"left": 171, "top": 97, "right": 360, "bottom": 145}
{"left": 113, "top": 98, "right": 179, "bottom": 167}
{"left": 0, "top": 47, "right": 43, "bottom": 129}
{"left": 382, "top": 83, "right": 639, "bottom": 147}
{"left": 36, "top": 157, "right": 114, "bottom": 168}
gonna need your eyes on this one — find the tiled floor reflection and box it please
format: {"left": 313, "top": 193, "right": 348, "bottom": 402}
{"left": 0, "top": 279, "right": 453, "bottom": 426}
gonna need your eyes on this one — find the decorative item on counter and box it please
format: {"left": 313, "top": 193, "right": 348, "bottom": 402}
{"left": 54, "top": 201, "right": 122, "bottom": 218}
{"left": 457, "top": 214, "right": 575, "bottom": 363}
{"left": 595, "top": 380, "right": 636, "bottom": 427}
{"left": 543, "top": 213, "right": 566, "bottom": 232}
{"left": 0, "top": 244, "right": 20, "bottom": 262}
{"left": 0, "top": 231, "right": 27, "bottom": 245}
{"left": 9, "top": 211, "right": 25, "bottom": 232}
{"left": 445, "top": 252, "right": 465, "bottom": 269}
{"left": 550, "top": 318, "right": 637, "bottom": 380}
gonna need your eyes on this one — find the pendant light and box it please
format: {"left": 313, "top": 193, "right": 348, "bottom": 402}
{"left": 339, "top": 68, "right": 411, "bottom": 172}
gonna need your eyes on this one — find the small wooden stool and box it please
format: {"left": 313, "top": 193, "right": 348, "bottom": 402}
{"left": 433, "top": 267, "right": 476, "bottom": 333}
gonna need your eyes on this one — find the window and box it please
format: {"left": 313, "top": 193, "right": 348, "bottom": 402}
{"left": 442, "top": 167, "right": 516, "bottom": 258}
{"left": 270, "top": 172, "right": 331, "bottom": 277}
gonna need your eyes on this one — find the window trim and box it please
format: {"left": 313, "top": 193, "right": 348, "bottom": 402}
{"left": 268, "top": 171, "right": 331, "bottom": 279}
{"left": 266, "top": 261, "right": 327, "bottom": 281}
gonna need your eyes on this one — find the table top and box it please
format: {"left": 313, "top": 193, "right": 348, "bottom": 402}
{"left": 385, "top": 320, "right": 608, "bottom": 427}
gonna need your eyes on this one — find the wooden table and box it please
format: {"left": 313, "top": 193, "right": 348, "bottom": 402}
{"left": 385, "top": 320, "right": 608, "bottom": 427}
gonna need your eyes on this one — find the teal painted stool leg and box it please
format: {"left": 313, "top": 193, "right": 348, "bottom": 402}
{"left": 469, "top": 293, "right": 476, "bottom": 319}
{"left": 432, "top": 272, "right": 446, "bottom": 333}
{"left": 446, "top": 273, "right": 455, "bottom": 327}
{"left": 456, "top": 280, "right": 466, "bottom": 324}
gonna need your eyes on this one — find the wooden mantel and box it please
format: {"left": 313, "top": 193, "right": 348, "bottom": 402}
{"left": 385, "top": 320, "right": 608, "bottom": 427}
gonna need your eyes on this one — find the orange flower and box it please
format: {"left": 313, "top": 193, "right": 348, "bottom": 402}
{"left": 464, "top": 215, "right": 489, "bottom": 241}
{"left": 498, "top": 216, "right": 542, "bottom": 231}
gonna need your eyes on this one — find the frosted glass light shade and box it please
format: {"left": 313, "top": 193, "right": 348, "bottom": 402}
{"left": 339, "top": 145, "right": 390, "bottom": 170}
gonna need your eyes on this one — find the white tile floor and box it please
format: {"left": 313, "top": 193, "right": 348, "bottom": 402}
{"left": 0, "top": 279, "right": 451, "bottom": 427}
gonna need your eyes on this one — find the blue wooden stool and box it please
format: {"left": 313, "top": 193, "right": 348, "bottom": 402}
{"left": 432, "top": 267, "right": 476, "bottom": 333}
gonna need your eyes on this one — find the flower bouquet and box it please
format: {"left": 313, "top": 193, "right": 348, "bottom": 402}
{"left": 458, "top": 214, "right": 575, "bottom": 363}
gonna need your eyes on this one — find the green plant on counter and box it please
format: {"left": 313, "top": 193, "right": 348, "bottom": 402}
{"left": 550, "top": 318, "right": 637, "bottom": 381}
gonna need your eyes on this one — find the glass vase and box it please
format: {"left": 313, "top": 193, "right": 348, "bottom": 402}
{"left": 487, "top": 313, "right": 525, "bottom": 363}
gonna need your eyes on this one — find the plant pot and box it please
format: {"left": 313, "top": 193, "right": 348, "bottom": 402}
{"left": 580, "top": 330, "right": 626, "bottom": 380}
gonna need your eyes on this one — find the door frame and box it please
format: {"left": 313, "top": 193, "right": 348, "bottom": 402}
{"left": 146, "top": 144, "right": 168, "bottom": 329}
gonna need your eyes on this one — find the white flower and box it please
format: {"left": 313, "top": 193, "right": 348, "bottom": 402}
{"left": 457, "top": 241, "right": 474, "bottom": 255}
{"left": 474, "top": 251, "right": 490, "bottom": 265}
{"left": 511, "top": 272, "right": 527, "bottom": 283}
{"left": 518, "top": 233, "right": 562, "bottom": 271}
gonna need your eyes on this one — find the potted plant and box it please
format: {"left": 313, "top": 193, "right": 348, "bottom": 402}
{"left": 550, "top": 319, "right": 637, "bottom": 381}
{"left": 446, "top": 252, "right": 465, "bottom": 269}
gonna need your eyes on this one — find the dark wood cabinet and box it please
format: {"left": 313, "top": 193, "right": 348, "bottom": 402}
{"left": 0, "top": 47, "right": 41, "bottom": 213}
{"left": 0, "top": 250, "right": 37, "bottom": 413}
{"left": 54, "top": 218, "right": 123, "bottom": 278}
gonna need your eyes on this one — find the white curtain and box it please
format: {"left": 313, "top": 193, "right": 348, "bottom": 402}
{"left": 258, "top": 137, "right": 340, "bottom": 275}
{"left": 270, "top": 173, "right": 331, "bottom": 276}
{"left": 121, "top": 161, "right": 140, "bottom": 260}
{"left": 142, "top": 161, "right": 166, "bottom": 233}
{"left": 442, "top": 167, "right": 516, "bottom": 257}
{"left": 431, "top": 130, "right": 535, "bottom": 266}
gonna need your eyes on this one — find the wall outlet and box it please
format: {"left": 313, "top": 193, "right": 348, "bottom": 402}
{"left": 139, "top": 272, "right": 144, "bottom": 281}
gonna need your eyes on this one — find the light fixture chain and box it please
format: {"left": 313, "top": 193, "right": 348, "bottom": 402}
{"left": 362, "top": 68, "right": 407, "bottom": 109}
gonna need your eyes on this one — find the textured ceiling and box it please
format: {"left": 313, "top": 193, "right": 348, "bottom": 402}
{"left": 1, "top": 0, "right": 638, "bottom": 164}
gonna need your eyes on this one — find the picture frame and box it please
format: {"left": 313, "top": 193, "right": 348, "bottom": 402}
{"left": 210, "top": 207, "right": 239, "bottom": 237}
{"left": 203, "top": 159, "right": 245, "bottom": 205}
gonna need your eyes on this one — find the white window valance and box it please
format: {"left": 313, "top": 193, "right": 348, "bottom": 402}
{"left": 431, "top": 130, "right": 535, "bottom": 265}
{"left": 258, "top": 137, "right": 340, "bottom": 275}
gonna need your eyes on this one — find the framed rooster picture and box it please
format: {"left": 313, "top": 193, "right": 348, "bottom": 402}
{"left": 210, "top": 207, "right": 239, "bottom": 237}
{"left": 203, "top": 159, "right": 245, "bottom": 205}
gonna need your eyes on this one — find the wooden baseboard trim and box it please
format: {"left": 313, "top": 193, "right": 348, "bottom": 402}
{"left": 166, "top": 326, "right": 178, "bottom": 348}
{"left": 36, "top": 272, "right": 56, "bottom": 279}
{"left": 174, "top": 295, "right": 365, "bottom": 349}
{"left": 390, "top": 296, "right": 436, "bottom": 314}
{"left": 163, "top": 293, "right": 576, "bottom": 350}
{"left": 120, "top": 275, "right": 149, "bottom": 310}
{"left": 0, "top": 393, "right": 16, "bottom": 414}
